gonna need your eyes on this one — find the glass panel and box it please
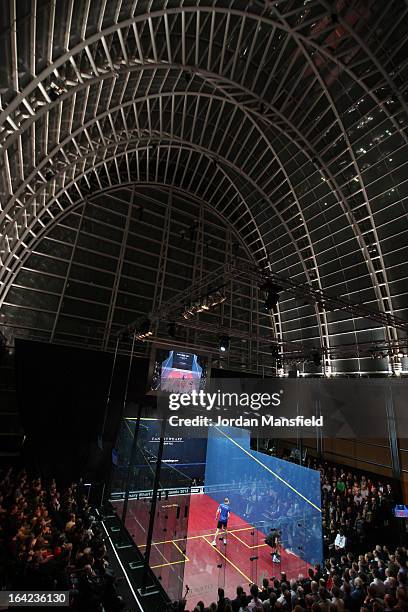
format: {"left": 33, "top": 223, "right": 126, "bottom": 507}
{"left": 175, "top": 428, "right": 322, "bottom": 607}
{"left": 149, "top": 491, "right": 190, "bottom": 602}
{"left": 110, "top": 416, "right": 156, "bottom": 550}
{"left": 110, "top": 417, "right": 192, "bottom": 601}
{"left": 204, "top": 425, "right": 322, "bottom": 568}
{"left": 110, "top": 416, "right": 134, "bottom": 504}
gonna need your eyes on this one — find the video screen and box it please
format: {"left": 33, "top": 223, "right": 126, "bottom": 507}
{"left": 149, "top": 347, "right": 209, "bottom": 395}
{"left": 394, "top": 504, "right": 408, "bottom": 518}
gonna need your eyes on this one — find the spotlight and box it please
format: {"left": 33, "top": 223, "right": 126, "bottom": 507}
{"left": 182, "top": 290, "right": 226, "bottom": 319}
{"left": 182, "top": 304, "right": 197, "bottom": 319}
{"left": 219, "top": 335, "right": 230, "bottom": 352}
{"left": 136, "top": 319, "right": 153, "bottom": 340}
{"left": 398, "top": 350, "right": 405, "bottom": 358}
{"left": 210, "top": 291, "right": 226, "bottom": 306}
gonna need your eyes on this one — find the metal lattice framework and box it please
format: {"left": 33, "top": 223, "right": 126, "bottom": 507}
{"left": 0, "top": 0, "right": 408, "bottom": 375}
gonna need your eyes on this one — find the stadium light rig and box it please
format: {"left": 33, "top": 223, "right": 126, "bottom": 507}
{"left": 181, "top": 289, "right": 226, "bottom": 319}
{"left": 135, "top": 319, "right": 153, "bottom": 340}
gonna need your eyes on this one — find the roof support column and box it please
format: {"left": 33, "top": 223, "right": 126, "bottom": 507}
{"left": 102, "top": 187, "right": 135, "bottom": 351}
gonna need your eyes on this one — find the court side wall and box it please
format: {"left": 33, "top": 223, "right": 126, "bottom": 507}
{"left": 204, "top": 426, "right": 323, "bottom": 565}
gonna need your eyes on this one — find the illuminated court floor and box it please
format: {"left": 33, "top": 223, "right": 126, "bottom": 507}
{"left": 114, "top": 494, "right": 310, "bottom": 606}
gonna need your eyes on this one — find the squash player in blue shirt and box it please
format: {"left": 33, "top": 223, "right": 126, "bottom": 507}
{"left": 211, "top": 498, "right": 230, "bottom": 546}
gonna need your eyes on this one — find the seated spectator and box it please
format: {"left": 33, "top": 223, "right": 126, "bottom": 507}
{"left": 350, "top": 577, "right": 366, "bottom": 612}
{"left": 238, "top": 592, "right": 250, "bottom": 611}
{"left": 334, "top": 529, "right": 346, "bottom": 554}
{"left": 263, "top": 592, "right": 278, "bottom": 612}
{"left": 384, "top": 570, "right": 396, "bottom": 595}
{"left": 248, "top": 584, "right": 264, "bottom": 610}
{"left": 363, "top": 584, "right": 384, "bottom": 611}
{"left": 231, "top": 586, "right": 248, "bottom": 612}
{"left": 0, "top": 467, "right": 124, "bottom": 612}
{"left": 260, "top": 579, "right": 271, "bottom": 602}
{"left": 370, "top": 568, "right": 386, "bottom": 598}
{"left": 318, "top": 586, "right": 331, "bottom": 612}
{"left": 331, "top": 585, "right": 344, "bottom": 611}
{"left": 65, "top": 512, "right": 76, "bottom": 533}
{"left": 218, "top": 588, "right": 229, "bottom": 612}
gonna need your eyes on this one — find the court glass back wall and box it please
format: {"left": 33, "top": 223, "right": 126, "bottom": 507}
{"left": 109, "top": 417, "right": 192, "bottom": 602}
{"left": 204, "top": 426, "right": 322, "bottom": 565}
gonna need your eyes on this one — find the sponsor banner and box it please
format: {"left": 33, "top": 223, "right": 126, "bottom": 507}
{"left": 110, "top": 485, "right": 204, "bottom": 501}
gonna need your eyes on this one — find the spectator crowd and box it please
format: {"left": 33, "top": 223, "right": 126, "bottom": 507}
{"left": 169, "top": 546, "right": 408, "bottom": 611}
{"left": 0, "top": 467, "right": 124, "bottom": 611}
{"left": 306, "top": 458, "right": 396, "bottom": 554}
